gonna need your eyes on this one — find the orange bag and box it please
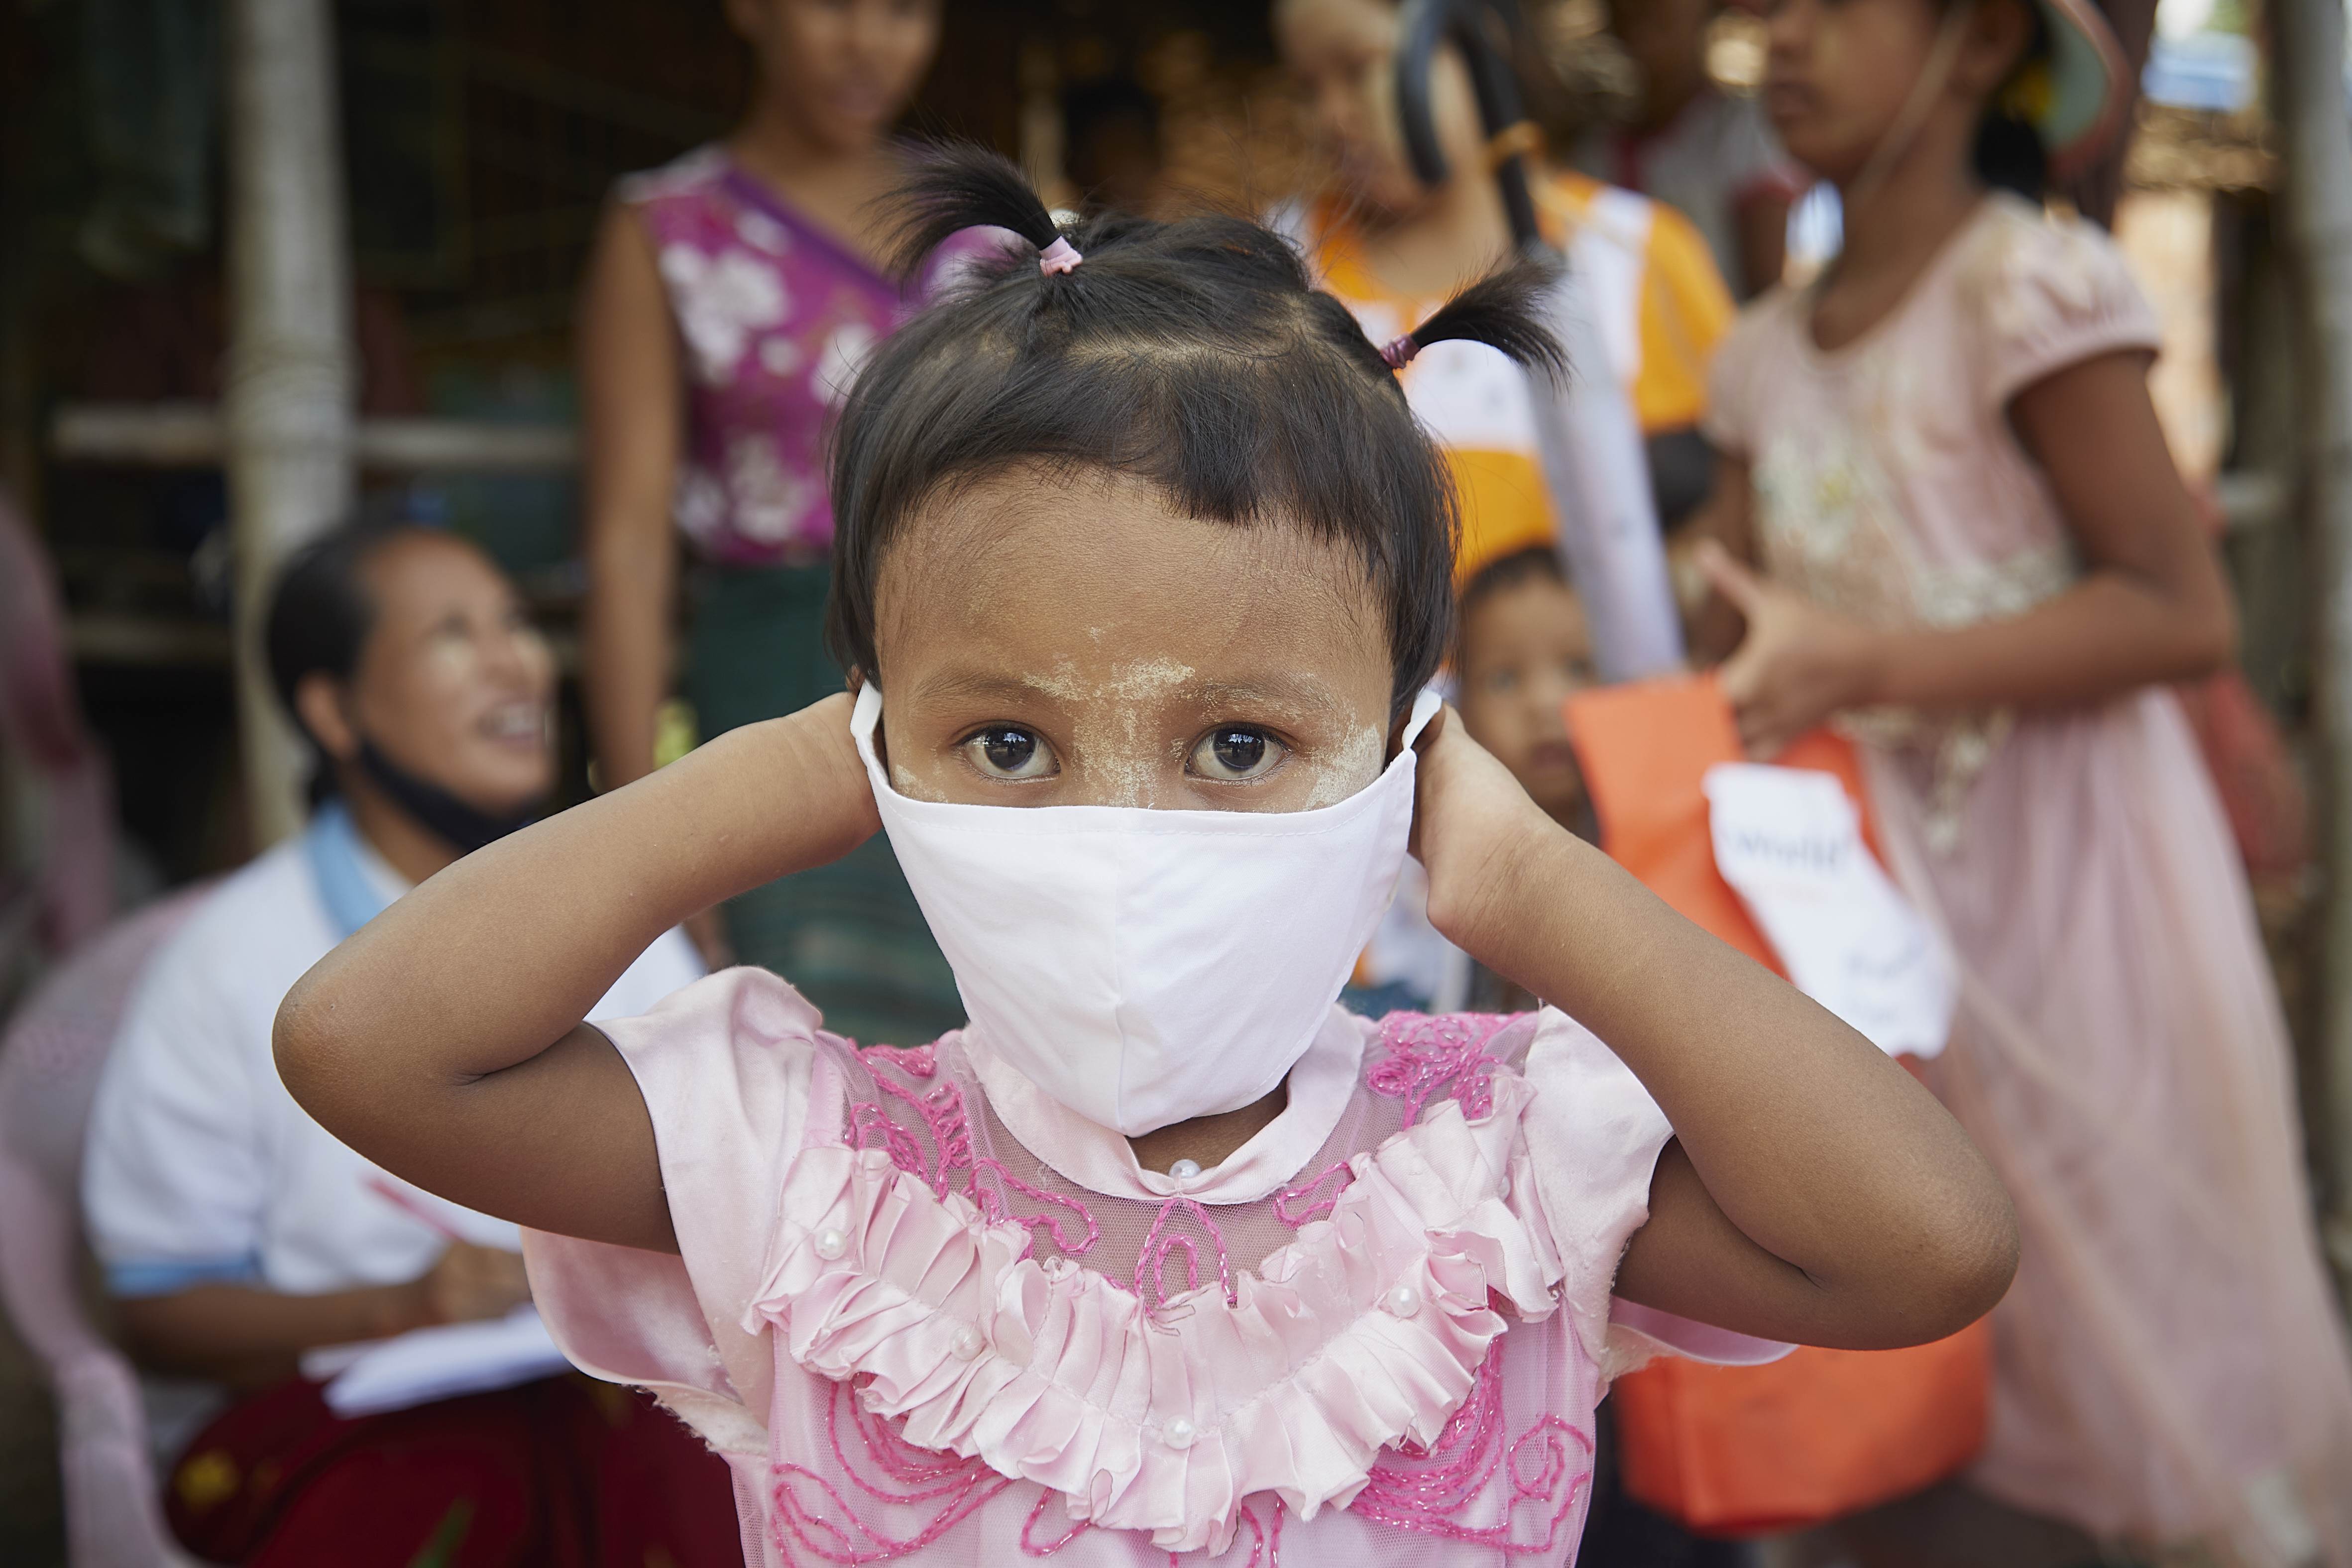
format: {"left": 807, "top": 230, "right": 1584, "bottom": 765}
{"left": 1564, "top": 673, "right": 1991, "bottom": 1537}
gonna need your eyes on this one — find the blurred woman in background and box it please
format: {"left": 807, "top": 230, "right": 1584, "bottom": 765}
{"left": 82, "top": 524, "right": 719, "bottom": 1566}
{"left": 577, "top": 0, "right": 963, "bottom": 1045}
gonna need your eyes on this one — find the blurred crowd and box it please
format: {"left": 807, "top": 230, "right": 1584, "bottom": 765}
{"left": 1, "top": 1, "right": 2346, "bottom": 1567}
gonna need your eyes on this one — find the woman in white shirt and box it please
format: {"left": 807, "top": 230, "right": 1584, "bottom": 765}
{"left": 81, "top": 523, "right": 729, "bottom": 1567}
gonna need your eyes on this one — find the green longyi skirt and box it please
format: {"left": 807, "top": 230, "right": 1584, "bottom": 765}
{"left": 682, "top": 561, "right": 963, "bottom": 1047}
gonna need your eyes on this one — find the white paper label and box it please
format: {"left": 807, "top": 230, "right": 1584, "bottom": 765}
{"left": 1702, "top": 763, "right": 1955, "bottom": 1059}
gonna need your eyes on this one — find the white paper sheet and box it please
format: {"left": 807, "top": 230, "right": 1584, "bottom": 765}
{"left": 1703, "top": 762, "right": 1956, "bottom": 1059}
{"left": 306, "top": 1305, "right": 569, "bottom": 1418}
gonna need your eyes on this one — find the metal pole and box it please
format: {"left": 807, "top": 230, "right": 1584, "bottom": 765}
{"left": 2276, "top": 0, "right": 2352, "bottom": 1282}
{"left": 223, "top": 0, "right": 356, "bottom": 848}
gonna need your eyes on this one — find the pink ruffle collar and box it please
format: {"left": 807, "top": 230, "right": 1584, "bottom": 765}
{"left": 964, "top": 1007, "right": 1369, "bottom": 1206}
{"left": 746, "top": 1068, "right": 1559, "bottom": 1555}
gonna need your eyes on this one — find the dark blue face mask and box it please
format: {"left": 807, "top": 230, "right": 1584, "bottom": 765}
{"left": 355, "top": 735, "right": 537, "bottom": 855}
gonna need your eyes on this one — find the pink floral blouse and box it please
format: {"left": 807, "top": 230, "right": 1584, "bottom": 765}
{"left": 620, "top": 147, "right": 954, "bottom": 565}
{"left": 525, "top": 970, "right": 1784, "bottom": 1567}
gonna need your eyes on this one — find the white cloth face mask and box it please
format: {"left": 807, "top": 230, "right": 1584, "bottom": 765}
{"left": 851, "top": 683, "right": 1442, "bottom": 1136}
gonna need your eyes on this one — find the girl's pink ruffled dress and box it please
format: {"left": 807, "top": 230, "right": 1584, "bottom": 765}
{"left": 524, "top": 969, "right": 1782, "bottom": 1566}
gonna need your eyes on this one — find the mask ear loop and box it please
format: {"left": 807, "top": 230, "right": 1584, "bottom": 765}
{"left": 1842, "top": 0, "right": 1978, "bottom": 213}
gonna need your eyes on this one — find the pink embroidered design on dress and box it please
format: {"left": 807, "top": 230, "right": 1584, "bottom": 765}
{"left": 1133, "top": 1195, "right": 1236, "bottom": 1309}
{"left": 851, "top": 1048, "right": 1100, "bottom": 1257}
{"left": 1353, "top": 1337, "right": 1592, "bottom": 1553}
{"left": 1365, "top": 1012, "right": 1513, "bottom": 1127}
{"left": 769, "top": 1022, "right": 1589, "bottom": 1562}
{"left": 772, "top": 1379, "right": 1013, "bottom": 1564}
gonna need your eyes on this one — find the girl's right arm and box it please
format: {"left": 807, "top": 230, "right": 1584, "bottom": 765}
{"left": 579, "top": 201, "right": 684, "bottom": 794}
{"left": 273, "top": 695, "right": 878, "bottom": 1253}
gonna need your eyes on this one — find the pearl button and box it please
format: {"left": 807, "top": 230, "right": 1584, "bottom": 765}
{"left": 1386, "top": 1285, "right": 1422, "bottom": 1318}
{"left": 951, "top": 1326, "right": 985, "bottom": 1361}
{"left": 1162, "top": 1416, "right": 1197, "bottom": 1449}
{"left": 813, "top": 1227, "right": 848, "bottom": 1261}
{"left": 1168, "top": 1158, "right": 1202, "bottom": 1181}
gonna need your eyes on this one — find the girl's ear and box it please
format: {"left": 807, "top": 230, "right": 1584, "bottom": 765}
{"left": 1955, "top": 0, "right": 2037, "bottom": 97}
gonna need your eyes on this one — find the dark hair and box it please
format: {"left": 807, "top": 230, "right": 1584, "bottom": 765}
{"left": 826, "top": 146, "right": 1566, "bottom": 718}
{"left": 263, "top": 522, "right": 420, "bottom": 801}
{"left": 1946, "top": 0, "right": 2052, "bottom": 199}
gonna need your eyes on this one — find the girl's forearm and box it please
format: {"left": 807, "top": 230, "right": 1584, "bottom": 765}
{"left": 279, "top": 698, "right": 870, "bottom": 1089}
{"left": 1863, "top": 568, "right": 2234, "bottom": 714}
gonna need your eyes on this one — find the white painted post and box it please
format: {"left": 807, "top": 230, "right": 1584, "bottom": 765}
{"left": 222, "top": 0, "right": 356, "bottom": 847}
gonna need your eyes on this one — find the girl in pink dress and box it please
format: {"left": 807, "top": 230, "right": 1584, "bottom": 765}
{"left": 276, "top": 150, "right": 2017, "bottom": 1567}
{"left": 1694, "top": 0, "right": 2352, "bottom": 1559}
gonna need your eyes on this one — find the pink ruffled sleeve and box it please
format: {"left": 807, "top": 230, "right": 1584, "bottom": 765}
{"left": 521, "top": 967, "right": 830, "bottom": 1464}
{"left": 1976, "top": 209, "right": 2161, "bottom": 410}
{"left": 1517, "top": 1007, "right": 1790, "bottom": 1377}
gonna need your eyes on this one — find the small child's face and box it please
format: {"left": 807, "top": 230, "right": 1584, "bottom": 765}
{"left": 871, "top": 470, "right": 1398, "bottom": 812}
{"left": 1456, "top": 575, "right": 1593, "bottom": 822}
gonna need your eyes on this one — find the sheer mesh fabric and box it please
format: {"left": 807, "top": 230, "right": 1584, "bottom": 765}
{"left": 756, "top": 1015, "right": 1603, "bottom": 1567}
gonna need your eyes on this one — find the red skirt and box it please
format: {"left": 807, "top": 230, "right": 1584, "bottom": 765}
{"left": 165, "top": 1373, "right": 740, "bottom": 1567}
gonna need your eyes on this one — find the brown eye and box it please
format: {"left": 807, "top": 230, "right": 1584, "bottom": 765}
{"left": 1189, "top": 727, "right": 1283, "bottom": 782}
{"left": 964, "top": 726, "right": 1055, "bottom": 781}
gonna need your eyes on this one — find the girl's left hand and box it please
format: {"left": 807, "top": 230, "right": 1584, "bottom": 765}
{"left": 1698, "top": 543, "right": 1881, "bottom": 759}
{"left": 1409, "top": 705, "right": 1553, "bottom": 962}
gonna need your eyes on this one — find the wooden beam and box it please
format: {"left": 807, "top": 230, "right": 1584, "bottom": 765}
{"left": 52, "top": 403, "right": 578, "bottom": 472}
{"left": 223, "top": 0, "right": 357, "bottom": 848}
{"left": 2275, "top": 0, "right": 2352, "bottom": 1284}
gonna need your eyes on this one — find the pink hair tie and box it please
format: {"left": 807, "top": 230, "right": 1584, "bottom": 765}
{"left": 1380, "top": 334, "right": 1419, "bottom": 370}
{"left": 1037, "top": 236, "right": 1083, "bottom": 276}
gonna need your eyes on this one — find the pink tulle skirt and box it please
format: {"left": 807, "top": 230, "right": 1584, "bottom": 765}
{"left": 1866, "top": 688, "right": 2352, "bottom": 1566}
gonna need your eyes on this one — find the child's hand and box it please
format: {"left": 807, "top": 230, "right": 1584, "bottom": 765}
{"left": 1698, "top": 543, "right": 1880, "bottom": 759}
{"left": 775, "top": 691, "right": 884, "bottom": 867}
{"left": 1410, "top": 704, "right": 1556, "bottom": 961}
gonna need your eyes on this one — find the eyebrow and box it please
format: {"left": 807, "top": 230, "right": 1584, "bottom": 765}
{"left": 900, "top": 670, "right": 1338, "bottom": 711}
{"left": 903, "top": 668, "right": 1060, "bottom": 707}
{"left": 1179, "top": 676, "right": 1335, "bottom": 710}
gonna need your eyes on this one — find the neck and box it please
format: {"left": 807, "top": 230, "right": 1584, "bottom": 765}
{"left": 339, "top": 778, "right": 460, "bottom": 888}
{"left": 1127, "top": 1082, "right": 1288, "bottom": 1175}
{"left": 1360, "top": 167, "right": 1517, "bottom": 294}
{"left": 1831, "top": 137, "right": 1982, "bottom": 287}
{"left": 730, "top": 94, "right": 882, "bottom": 188}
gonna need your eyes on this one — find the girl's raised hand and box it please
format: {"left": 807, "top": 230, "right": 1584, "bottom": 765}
{"left": 1699, "top": 541, "right": 1881, "bottom": 758}
{"left": 1408, "top": 704, "right": 1554, "bottom": 963}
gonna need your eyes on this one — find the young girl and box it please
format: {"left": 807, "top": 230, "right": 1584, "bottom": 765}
{"left": 1696, "top": 0, "right": 2352, "bottom": 1558}
{"left": 577, "top": 0, "right": 960, "bottom": 1043}
{"left": 275, "top": 151, "right": 2015, "bottom": 1566}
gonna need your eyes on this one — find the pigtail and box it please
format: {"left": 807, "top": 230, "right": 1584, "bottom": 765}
{"left": 890, "top": 143, "right": 1073, "bottom": 281}
{"left": 1381, "top": 256, "right": 1568, "bottom": 382}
